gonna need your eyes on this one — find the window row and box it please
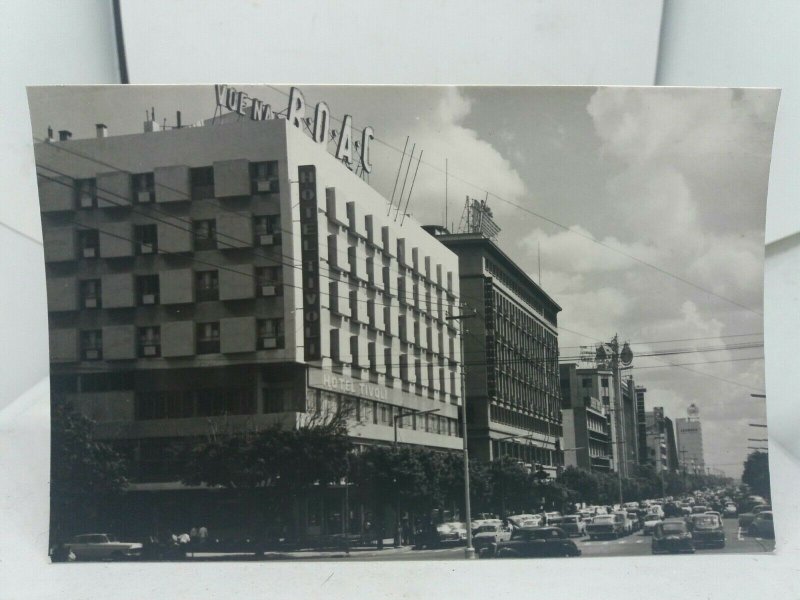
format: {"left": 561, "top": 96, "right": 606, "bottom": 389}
{"left": 136, "top": 388, "right": 256, "bottom": 420}
{"left": 47, "top": 266, "right": 283, "bottom": 312}
{"left": 489, "top": 403, "right": 563, "bottom": 437}
{"left": 39, "top": 161, "right": 280, "bottom": 212}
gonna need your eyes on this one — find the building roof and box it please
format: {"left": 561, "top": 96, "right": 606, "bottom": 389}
{"left": 424, "top": 230, "right": 562, "bottom": 312}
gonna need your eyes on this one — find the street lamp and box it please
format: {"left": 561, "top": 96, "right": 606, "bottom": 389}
{"left": 446, "top": 308, "right": 477, "bottom": 559}
{"left": 391, "top": 407, "right": 441, "bottom": 547}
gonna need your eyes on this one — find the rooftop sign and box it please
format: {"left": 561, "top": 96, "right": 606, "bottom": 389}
{"left": 214, "top": 85, "right": 374, "bottom": 174}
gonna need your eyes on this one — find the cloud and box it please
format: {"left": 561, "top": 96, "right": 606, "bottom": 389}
{"left": 521, "top": 225, "right": 662, "bottom": 275}
{"left": 380, "top": 88, "right": 528, "bottom": 226}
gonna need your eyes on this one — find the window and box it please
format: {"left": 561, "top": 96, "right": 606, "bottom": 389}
{"left": 137, "top": 275, "right": 159, "bottom": 305}
{"left": 384, "top": 348, "right": 393, "bottom": 378}
{"left": 193, "top": 219, "right": 217, "bottom": 250}
{"left": 133, "top": 172, "right": 155, "bottom": 203}
{"left": 257, "top": 318, "right": 285, "bottom": 349}
{"left": 250, "top": 161, "right": 279, "bottom": 193}
{"left": 190, "top": 166, "right": 215, "bottom": 200}
{"left": 78, "top": 229, "right": 99, "bottom": 258}
{"left": 601, "top": 377, "right": 609, "bottom": 388}
{"left": 196, "top": 322, "right": 220, "bottom": 354}
{"left": 138, "top": 326, "right": 161, "bottom": 357}
{"left": 582, "top": 378, "right": 592, "bottom": 389}
{"left": 80, "top": 279, "right": 101, "bottom": 309}
{"left": 254, "top": 215, "right": 282, "bottom": 245}
{"left": 134, "top": 224, "right": 157, "bottom": 255}
{"left": 76, "top": 178, "right": 97, "bottom": 208}
{"left": 256, "top": 266, "right": 283, "bottom": 296}
{"left": 195, "top": 270, "right": 219, "bottom": 302}
{"left": 81, "top": 330, "right": 102, "bottom": 360}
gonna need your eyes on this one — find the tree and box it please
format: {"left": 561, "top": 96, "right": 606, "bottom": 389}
{"left": 741, "top": 451, "right": 771, "bottom": 500}
{"left": 557, "top": 467, "right": 600, "bottom": 505}
{"left": 50, "top": 402, "right": 129, "bottom": 542}
{"left": 182, "top": 406, "right": 352, "bottom": 539}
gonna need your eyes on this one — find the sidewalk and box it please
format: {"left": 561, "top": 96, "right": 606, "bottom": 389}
{"left": 188, "top": 539, "right": 412, "bottom": 561}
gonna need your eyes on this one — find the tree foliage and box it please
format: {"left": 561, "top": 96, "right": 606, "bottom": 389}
{"left": 50, "top": 402, "right": 129, "bottom": 540}
{"left": 741, "top": 451, "right": 771, "bottom": 500}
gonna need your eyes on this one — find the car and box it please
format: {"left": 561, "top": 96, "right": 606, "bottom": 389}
{"left": 647, "top": 505, "right": 665, "bottom": 519}
{"left": 545, "top": 512, "right": 563, "bottom": 526}
{"left": 472, "top": 519, "right": 503, "bottom": 536}
{"left": 626, "top": 511, "right": 641, "bottom": 532}
{"left": 472, "top": 523, "right": 512, "bottom": 554}
{"left": 66, "top": 533, "right": 143, "bottom": 561}
{"left": 748, "top": 511, "right": 775, "bottom": 539}
{"left": 614, "top": 511, "right": 633, "bottom": 535}
{"left": 559, "top": 515, "right": 586, "bottom": 537}
{"left": 508, "top": 514, "right": 543, "bottom": 528}
{"left": 414, "top": 521, "right": 467, "bottom": 549}
{"left": 723, "top": 503, "right": 738, "bottom": 518}
{"left": 642, "top": 514, "right": 662, "bottom": 535}
{"left": 481, "top": 527, "right": 581, "bottom": 558}
{"left": 688, "top": 514, "right": 725, "bottom": 549}
{"left": 586, "top": 514, "right": 625, "bottom": 540}
{"left": 691, "top": 505, "right": 710, "bottom": 515}
{"left": 739, "top": 504, "right": 771, "bottom": 530}
{"left": 651, "top": 519, "right": 695, "bottom": 554}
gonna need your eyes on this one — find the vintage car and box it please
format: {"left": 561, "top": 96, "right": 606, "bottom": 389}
{"left": 651, "top": 519, "right": 695, "bottom": 554}
{"left": 414, "top": 521, "right": 467, "bottom": 549}
{"left": 472, "top": 523, "right": 512, "bottom": 554}
{"left": 739, "top": 504, "right": 771, "bottom": 530}
{"left": 642, "top": 514, "right": 662, "bottom": 535}
{"left": 688, "top": 514, "right": 725, "bottom": 549}
{"left": 481, "top": 527, "right": 581, "bottom": 558}
{"left": 586, "top": 514, "right": 625, "bottom": 540}
{"left": 559, "top": 515, "right": 586, "bottom": 537}
{"left": 691, "top": 505, "right": 710, "bottom": 515}
{"left": 545, "top": 512, "right": 563, "bottom": 526}
{"left": 723, "top": 503, "right": 738, "bottom": 518}
{"left": 66, "top": 533, "right": 143, "bottom": 561}
{"left": 748, "top": 511, "right": 775, "bottom": 539}
{"left": 626, "top": 511, "right": 641, "bottom": 532}
{"left": 507, "top": 514, "right": 543, "bottom": 528}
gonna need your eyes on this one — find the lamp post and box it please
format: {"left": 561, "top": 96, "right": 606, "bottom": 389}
{"left": 446, "top": 308, "right": 476, "bottom": 559}
{"left": 392, "top": 407, "right": 440, "bottom": 547}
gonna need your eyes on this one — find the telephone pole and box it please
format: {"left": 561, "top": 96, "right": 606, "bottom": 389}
{"left": 446, "top": 306, "right": 477, "bottom": 559}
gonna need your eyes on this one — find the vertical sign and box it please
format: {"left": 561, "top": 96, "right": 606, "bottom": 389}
{"left": 298, "top": 165, "right": 321, "bottom": 361}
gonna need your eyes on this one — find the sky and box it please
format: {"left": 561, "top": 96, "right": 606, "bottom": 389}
{"left": 28, "top": 85, "right": 780, "bottom": 478}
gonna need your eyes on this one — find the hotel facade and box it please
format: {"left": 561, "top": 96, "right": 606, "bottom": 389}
{"left": 38, "top": 109, "right": 463, "bottom": 534}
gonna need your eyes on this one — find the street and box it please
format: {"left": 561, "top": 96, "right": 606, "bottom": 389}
{"left": 323, "top": 517, "right": 772, "bottom": 561}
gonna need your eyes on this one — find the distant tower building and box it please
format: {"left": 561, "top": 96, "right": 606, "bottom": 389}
{"left": 675, "top": 404, "right": 705, "bottom": 475}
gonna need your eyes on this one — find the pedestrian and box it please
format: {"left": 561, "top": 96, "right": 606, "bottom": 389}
{"left": 401, "top": 516, "right": 412, "bottom": 546}
{"left": 198, "top": 525, "right": 208, "bottom": 549}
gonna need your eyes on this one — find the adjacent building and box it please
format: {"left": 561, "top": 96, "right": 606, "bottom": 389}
{"left": 676, "top": 405, "right": 705, "bottom": 475}
{"left": 644, "top": 407, "right": 679, "bottom": 473}
{"left": 424, "top": 227, "right": 564, "bottom": 476}
{"left": 38, "top": 110, "right": 464, "bottom": 535}
{"left": 559, "top": 363, "right": 613, "bottom": 472}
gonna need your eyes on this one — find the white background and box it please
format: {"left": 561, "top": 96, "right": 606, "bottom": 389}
{"left": 1, "top": 1, "right": 798, "bottom": 598}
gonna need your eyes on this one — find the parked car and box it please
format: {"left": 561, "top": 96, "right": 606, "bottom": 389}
{"left": 545, "top": 512, "right": 563, "bottom": 526}
{"left": 651, "top": 519, "right": 695, "bottom": 554}
{"left": 559, "top": 515, "right": 586, "bottom": 537}
{"left": 472, "top": 519, "right": 503, "bottom": 536}
{"left": 688, "top": 514, "right": 725, "bottom": 549}
{"left": 723, "top": 503, "right": 738, "bottom": 518}
{"left": 414, "top": 521, "right": 467, "bottom": 549}
{"left": 748, "top": 511, "right": 775, "bottom": 539}
{"left": 481, "top": 527, "right": 581, "bottom": 558}
{"left": 739, "top": 504, "right": 771, "bottom": 530}
{"left": 472, "top": 523, "right": 512, "bottom": 554}
{"left": 586, "top": 514, "right": 625, "bottom": 540}
{"left": 66, "top": 533, "right": 143, "bottom": 561}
